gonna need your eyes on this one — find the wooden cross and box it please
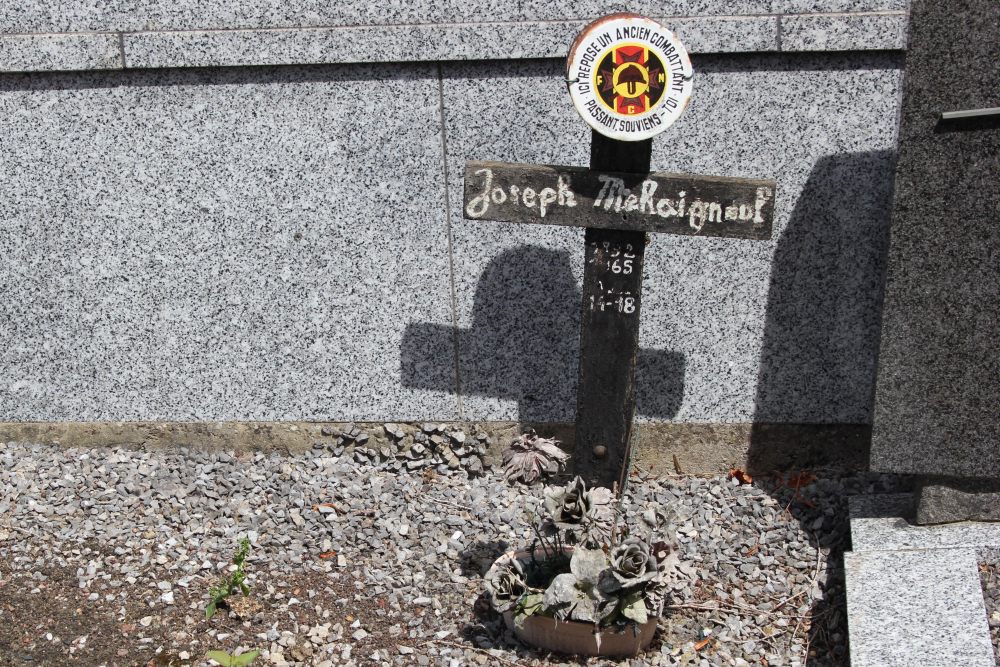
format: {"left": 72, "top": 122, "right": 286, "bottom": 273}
{"left": 463, "top": 131, "right": 775, "bottom": 489}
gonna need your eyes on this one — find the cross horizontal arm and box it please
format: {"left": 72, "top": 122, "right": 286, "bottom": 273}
{"left": 463, "top": 160, "right": 775, "bottom": 241}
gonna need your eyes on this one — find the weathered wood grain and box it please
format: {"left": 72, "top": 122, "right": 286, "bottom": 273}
{"left": 572, "top": 132, "right": 650, "bottom": 491}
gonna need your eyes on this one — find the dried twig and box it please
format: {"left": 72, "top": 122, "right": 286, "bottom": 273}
{"left": 426, "top": 497, "right": 472, "bottom": 512}
{"left": 756, "top": 631, "right": 785, "bottom": 652}
{"left": 771, "top": 589, "right": 806, "bottom": 613}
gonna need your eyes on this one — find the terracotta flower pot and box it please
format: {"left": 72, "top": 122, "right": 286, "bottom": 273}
{"left": 503, "top": 609, "right": 658, "bottom": 658}
{"left": 495, "top": 548, "right": 658, "bottom": 658}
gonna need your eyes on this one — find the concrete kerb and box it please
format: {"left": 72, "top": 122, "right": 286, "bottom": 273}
{"left": 0, "top": 421, "right": 871, "bottom": 476}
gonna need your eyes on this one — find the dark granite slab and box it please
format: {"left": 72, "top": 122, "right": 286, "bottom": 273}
{"left": 914, "top": 479, "right": 1000, "bottom": 524}
{"left": 871, "top": 0, "right": 1000, "bottom": 478}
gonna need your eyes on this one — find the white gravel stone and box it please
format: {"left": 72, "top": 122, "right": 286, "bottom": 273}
{"left": 0, "top": 437, "right": 907, "bottom": 666}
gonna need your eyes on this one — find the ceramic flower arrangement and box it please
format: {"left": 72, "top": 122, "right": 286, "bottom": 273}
{"left": 484, "top": 475, "right": 680, "bottom": 651}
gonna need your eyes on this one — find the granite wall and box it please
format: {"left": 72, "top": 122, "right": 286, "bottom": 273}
{"left": 0, "top": 3, "right": 906, "bottom": 424}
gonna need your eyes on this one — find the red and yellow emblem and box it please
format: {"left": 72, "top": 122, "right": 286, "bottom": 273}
{"left": 566, "top": 14, "right": 693, "bottom": 141}
{"left": 594, "top": 44, "right": 666, "bottom": 116}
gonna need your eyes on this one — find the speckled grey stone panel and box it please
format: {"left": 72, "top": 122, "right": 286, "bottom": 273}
{"left": 0, "top": 65, "right": 459, "bottom": 422}
{"left": 643, "top": 55, "right": 900, "bottom": 424}
{"left": 0, "top": 1, "right": 906, "bottom": 33}
{"left": 780, "top": 11, "right": 908, "bottom": 51}
{"left": 0, "top": 33, "right": 121, "bottom": 72}
{"left": 870, "top": 0, "right": 1000, "bottom": 478}
{"left": 770, "top": 0, "right": 905, "bottom": 9}
{"left": 122, "top": 22, "right": 584, "bottom": 69}
{"left": 845, "top": 548, "right": 995, "bottom": 667}
{"left": 0, "top": 5, "right": 912, "bottom": 75}
{"left": 849, "top": 494, "right": 1000, "bottom": 553}
{"left": 122, "top": 16, "right": 780, "bottom": 70}
{"left": 424, "top": 54, "right": 902, "bottom": 422}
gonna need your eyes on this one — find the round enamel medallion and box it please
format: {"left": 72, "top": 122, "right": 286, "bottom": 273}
{"left": 567, "top": 14, "right": 693, "bottom": 141}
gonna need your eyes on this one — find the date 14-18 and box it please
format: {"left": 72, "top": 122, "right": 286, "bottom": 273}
{"left": 589, "top": 278, "right": 637, "bottom": 314}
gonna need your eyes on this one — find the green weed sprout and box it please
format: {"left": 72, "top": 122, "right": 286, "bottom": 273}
{"left": 205, "top": 537, "right": 251, "bottom": 619}
{"left": 206, "top": 648, "right": 260, "bottom": 666}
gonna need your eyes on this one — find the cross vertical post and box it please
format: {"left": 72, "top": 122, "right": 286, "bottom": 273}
{"left": 573, "top": 131, "right": 652, "bottom": 490}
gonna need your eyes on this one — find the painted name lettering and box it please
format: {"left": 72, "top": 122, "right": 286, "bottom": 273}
{"left": 463, "top": 162, "right": 775, "bottom": 239}
{"left": 593, "top": 175, "right": 772, "bottom": 231}
{"left": 465, "top": 168, "right": 578, "bottom": 219}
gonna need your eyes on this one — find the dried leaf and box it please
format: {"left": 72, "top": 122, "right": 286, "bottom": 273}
{"left": 727, "top": 468, "right": 753, "bottom": 485}
{"left": 502, "top": 430, "right": 569, "bottom": 484}
{"left": 533, "top": 438, "right": 570, "bottom": 464}
{"left": 227, "top": 596, "right": 262, "bottom": 619}
{"left": 311, "top": 502, "right": 337, "bottom": 512}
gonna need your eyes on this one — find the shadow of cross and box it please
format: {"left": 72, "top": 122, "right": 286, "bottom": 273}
{"left": 400, "top": 244, "right": 686, "bottom": 422}
{"left": 413, "top": 132, "right": 775, "bottom": 489}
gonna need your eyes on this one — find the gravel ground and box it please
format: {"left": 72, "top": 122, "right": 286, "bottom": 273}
{"left": 981, "top": 562, "right": 1000, "bottom": 666}
{"left": 0, "top": 430, "right": 906, "bottom": 667}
